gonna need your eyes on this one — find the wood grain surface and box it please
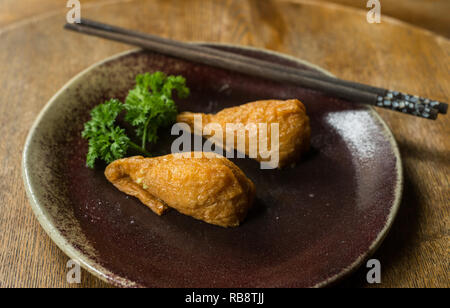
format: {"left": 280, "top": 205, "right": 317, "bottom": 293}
{"left": 311, "top": 0, "right": 450, "bottom": 38}
{"left": 0, "top": 0, "right": 448, "bottom": 288}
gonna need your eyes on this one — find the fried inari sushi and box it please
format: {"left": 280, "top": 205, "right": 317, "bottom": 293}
{"left": 177, "top": 99, "right": 310, "bottom": 168}
{"left": 105, "top": 153, "right": 255, "bottom": 227}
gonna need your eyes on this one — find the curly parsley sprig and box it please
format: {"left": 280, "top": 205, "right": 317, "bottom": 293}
{"left": 125, "top": 72, "right": 189, "bottom": 149}
{"left": 81, "top": 72, "right": 189, "bottom": 168}
{"left": 81, "top": 99, "right": 151, "bottom": 168}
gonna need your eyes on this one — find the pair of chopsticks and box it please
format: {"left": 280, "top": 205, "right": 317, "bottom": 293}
{"left": 64, "top": 19, "right": 448, "bottom": 120}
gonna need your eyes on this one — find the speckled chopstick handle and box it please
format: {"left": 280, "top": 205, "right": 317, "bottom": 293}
{"left": 375, "top": 90, "right": 445, "bottom": 120}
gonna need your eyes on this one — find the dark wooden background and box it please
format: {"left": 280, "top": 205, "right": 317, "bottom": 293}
{"left": 0, "top": 0, "right": 448, "bottom": 288}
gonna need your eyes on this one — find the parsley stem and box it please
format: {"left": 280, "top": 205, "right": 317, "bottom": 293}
{"left": 128, "top": 140, "right": 151, "bottom": 157}
{"left": 141, "top": 116, "right": 152, "bottom": 149}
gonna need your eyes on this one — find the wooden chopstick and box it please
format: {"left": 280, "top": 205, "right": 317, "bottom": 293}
{"left": 77, "top": 18, "right": 448, "bottom": 113}
{"left": 64, "top": 19, "right": 448, "bottom": 120}
{"left": 78, "top": 19, "right": 386, "bottom": 95}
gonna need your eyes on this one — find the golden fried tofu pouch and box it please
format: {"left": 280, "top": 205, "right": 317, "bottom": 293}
{"left": 177, "top": 99, "right": 310, "bottom": 168}
{"left": 104, "top": 153, "right": 255, "bottom": 227}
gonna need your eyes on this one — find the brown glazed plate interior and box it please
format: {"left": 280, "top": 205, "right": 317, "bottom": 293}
{"left": 22, "top": 44, "right": 402, "bottom": 288}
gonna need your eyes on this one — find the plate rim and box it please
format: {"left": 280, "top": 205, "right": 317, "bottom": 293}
{"left": 22, "top": 43, "right": 403, "bottom": 288}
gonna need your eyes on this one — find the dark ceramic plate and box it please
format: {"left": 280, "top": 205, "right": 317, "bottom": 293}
{"left": 22, "top": 44, "right": 402, "bottom": 288}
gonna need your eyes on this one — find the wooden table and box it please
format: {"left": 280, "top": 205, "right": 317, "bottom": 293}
{"left": 0, "top": 0, "right": 448, "bottom": 288}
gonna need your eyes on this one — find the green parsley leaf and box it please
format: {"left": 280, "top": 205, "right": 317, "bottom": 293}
{"left": 82, "top": 99, "right": 131, "bottom": 168}
{"left": 124, "top": 72, "right": 190, "bottom": 149}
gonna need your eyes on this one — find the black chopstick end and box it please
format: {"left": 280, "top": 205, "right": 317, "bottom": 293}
{"left": 438, "top": 103, "right": 448, "bottom": 114}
